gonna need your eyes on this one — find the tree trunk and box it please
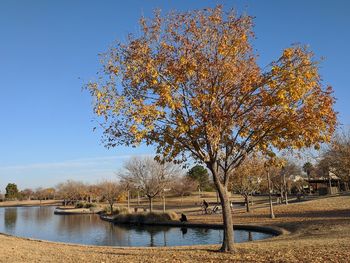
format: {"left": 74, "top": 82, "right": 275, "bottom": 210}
{"left": 245, "top": 195, "right": 250, "bottom": 212}
{"left": 209, "top": 166, "right": 234, "bottom": 252}
{"left": 283, "top": 172, "right": 288, "bottom": 205}
{"left": 267, "top": 169, "right": 275, "bottom": 219}
{"left": 280, "top": 188, "right": 283, "bottom": 204}
{"left": 216, "top": 184, "right": 234, "bottom": 252}
{"left": 284, "top": 191, "right": 288, "bottom": 205}
{"left": 148, "top": 196, "right": 152, "bottom": 212}
{"left": 127, "top": 190, "right": 130, "bottom": 209}
{"left": 109, "top": 201, "right": 113, "bottom": 214}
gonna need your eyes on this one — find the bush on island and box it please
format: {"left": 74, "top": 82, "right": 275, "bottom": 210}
{"left": 75, "top": 202, "right": 96, "bottom": 209}
{"left": 110, "top": 211, "right": 179, "bottom": 224}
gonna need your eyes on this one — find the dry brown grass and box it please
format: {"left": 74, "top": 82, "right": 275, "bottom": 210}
{"left": 0, "top": 194, "right": 349, "bottom": 262}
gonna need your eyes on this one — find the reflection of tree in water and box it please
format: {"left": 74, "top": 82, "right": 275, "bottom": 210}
{"left": 191, "top": 227, "right": 223, "bottom": 244}
{"left": 4, "top": 208, "right": 17, "bottom": 231}
{"left": 100, "top": 223, "right": 128, "bottom": 246}
{"left": 55, "top": 213, "right": 128, "bottom": 246}
{"left": 56, "top": 214, "right": 103, "bottom": 236}
{"left": 21, "top": 207, "right": 31, "bottom": 221}
{"left": 117, "top": 225, "right": 171, "bottom": 247}
{"left": 248, "top": 231, "right": 253, "bottom": 241}
{"left": 34, "top": 206, "right": 53, "bottom": 223}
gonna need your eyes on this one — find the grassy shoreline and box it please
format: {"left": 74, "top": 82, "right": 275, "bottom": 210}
{"left": 0, "top": 199, "right": 61, "bottom": 207}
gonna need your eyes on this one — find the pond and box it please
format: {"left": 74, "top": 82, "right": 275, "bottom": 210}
{"left": 0, "top": 206, "right": 273, "bottom": 247}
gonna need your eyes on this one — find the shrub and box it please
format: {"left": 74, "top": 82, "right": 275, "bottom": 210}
{"left": 112, "top": 206, "right": 131, "bottom": 215}
{"left": 75, "top": 202, "right": 84, "bottom": 208}
{"left": 75, "top": 202, "right": 96, "bottom": 209}
{"left": 84, "top": 202, "right": 96, "bottom": 208}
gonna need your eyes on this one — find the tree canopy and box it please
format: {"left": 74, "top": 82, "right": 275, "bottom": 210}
{"left": 186, "top": 165, "right": 211, "bottom": 191}
{"left": 318, "top": 130, "right": 350, "bottom": 181}
{"left": 5, "top": 183, "right": 19, "bottom": 199}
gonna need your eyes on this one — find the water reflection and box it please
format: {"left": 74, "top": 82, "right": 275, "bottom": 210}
{"left": 180, "top": 227, "right": 188, "bottom": 236}
{"left": 115, "top": 224, "right": 172, "bottom": 247}
{"left": 35, "top": 206, "right": 52, "bottom": 223}
{"left": 248, "top": 231, "right": 253, "bottom": 241}
{"left": 4, "top": 208, "right": 17, "bottom": 231}
{"left": 100, "top": 223, "right": 128, "bottom": 246}
{"left": 0, "top": 206, "right": 273, "bottom": 247}
{"left": 56, "top": 214, "right": 100, "bottom": 235}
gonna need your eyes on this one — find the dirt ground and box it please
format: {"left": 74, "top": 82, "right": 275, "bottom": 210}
{"left": 0, "top": 194, "right": 349, "bottom": 262}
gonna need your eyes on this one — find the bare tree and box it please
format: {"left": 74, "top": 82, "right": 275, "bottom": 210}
{"left": 120, "top": 157, "right": 177, "bottom": 212}
{"left": 99, "top": 180, "right": 123, "bottom": 214}
{"left": 319, "top": 130, "right": 350, "bottom": 182}
{"left": 171, "top": 176, "right": 198, "bottom": 206}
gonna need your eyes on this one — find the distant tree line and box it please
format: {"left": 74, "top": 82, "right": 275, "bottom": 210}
{"left": 2, "top": 131, "right": 348, "bottom": 212}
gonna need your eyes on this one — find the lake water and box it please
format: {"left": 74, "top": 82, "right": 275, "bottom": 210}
{"left": 0, "top": 206, "right": 273, "bottom": 247}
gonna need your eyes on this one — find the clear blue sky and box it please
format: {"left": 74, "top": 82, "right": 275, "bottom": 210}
{"left": 0, "top": 0, "right": 349, "bottom": 191}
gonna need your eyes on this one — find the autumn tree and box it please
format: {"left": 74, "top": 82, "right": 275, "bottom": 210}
{"left": 56, "top": 180, "right": 85, "bottom": 205}
{"left": 43, "top": 188, "right": 56, "bottom": 200}
{"left": 99, "top": 180, "right": 123, "bottom": 214}
{"left": 120, "top": 157, "right": 177, "bottom": 212}
{"left": 87, "top": 184, "right": 102, "bottom": 203}
{"left": 230, "top": 156, "right": 264, "bottom": 212}
{"left": 87, "top": 6, "right": 337, "bottom": 251}
{"left": 19, "top": 188, "right": 34, "bottom": 200}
